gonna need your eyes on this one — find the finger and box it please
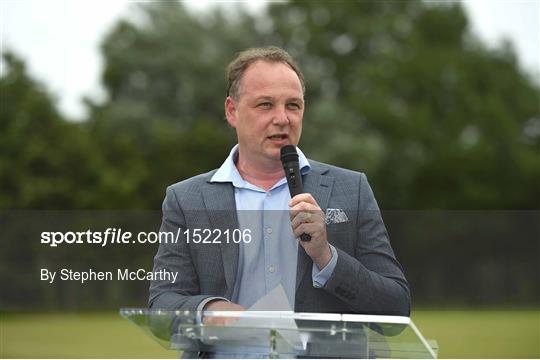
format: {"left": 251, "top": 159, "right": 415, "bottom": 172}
{"left": 292, "top": 219, "right": 323, "bottom": 235}
{"left": 291, "top": 208, "right": 326, "bottom": 228}
{"left": 290, "top": 212, "right": 301, "bottom": 228}
{"left": 204, "top": 315, "right": 240, "bottom": 326}
{"left": 289, "top": 202, "right": 320, "bottom": 221}
{"left": 289, "top": 206, "right": 307, "bottom": 222}
{"left": 292, "top": 222, "right": 323, "bottom": 240}
{"left": 291, "top": 211, "right": 314, "bottom": 228}
{"left": 288, "top": 193, "right": 318, "bottom": 208}
{"left": 290, "top": 201, "right": 317, "bottom": 212}
{"left": 205, "top": 318, "right": 226, "bottom": 326}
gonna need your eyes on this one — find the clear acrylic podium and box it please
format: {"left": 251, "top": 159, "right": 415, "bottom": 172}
{"left": 120, "top": 308, "right": 437, "bottom": 358}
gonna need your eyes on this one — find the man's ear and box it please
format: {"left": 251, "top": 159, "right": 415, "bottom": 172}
{"left": 224, "top": 96, "right": 237, "bottom": 128}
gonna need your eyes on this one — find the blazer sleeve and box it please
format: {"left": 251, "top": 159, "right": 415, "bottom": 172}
{"left": 322, "top": 173, "right": 411, "bottom": 316}
{"left": 148, "top": 186, "right": 215, "bottom": 311}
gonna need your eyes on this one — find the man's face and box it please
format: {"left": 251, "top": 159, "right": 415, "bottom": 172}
{"left": 225, "top": 60, "right": 304, "bottom": 165}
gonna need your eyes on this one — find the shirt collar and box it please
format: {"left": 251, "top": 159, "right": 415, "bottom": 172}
{"left": 210, "top": 144, "right": 311, "bottom": 186}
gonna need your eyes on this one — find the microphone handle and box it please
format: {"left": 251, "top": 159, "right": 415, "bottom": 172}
{"left": 284, "top": 162, "right": 312, "bottom": 242}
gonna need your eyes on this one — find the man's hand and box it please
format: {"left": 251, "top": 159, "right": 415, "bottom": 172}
{"left": 289, "top": 193, "right": 332, "bottom": 269}
{"left": 202, "top": 300, "right": 246, "bottom": 326}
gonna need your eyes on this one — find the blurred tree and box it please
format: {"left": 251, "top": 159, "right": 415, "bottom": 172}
{"left": 265, "top": 0, "right": 540, "bottom": 209}
{"left": 3, "top": 1, "right": 538, "bottom": 210}
{"left": 84, "top": 1, "right": 259, "bottom": 207}
{"left": 0, "top": 52, "right": 104, "bottom": 209}
{"left": 0, "top": 53, "right": 110, "bottom": 309}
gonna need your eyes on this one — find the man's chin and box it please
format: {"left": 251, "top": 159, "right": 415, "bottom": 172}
{"left": 262, "top": 141, "right": 299, "bottom": 162}
{"left": 262, "top": 149, "right": 283, "bottom": 163}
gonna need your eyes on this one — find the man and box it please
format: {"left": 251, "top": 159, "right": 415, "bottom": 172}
{"left": 149, "top": 46, "right": 409, "bottom": 319}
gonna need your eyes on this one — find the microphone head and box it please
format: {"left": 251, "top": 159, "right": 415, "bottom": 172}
{"left": 280, "top": 145, "right": 299, "bottom": 164}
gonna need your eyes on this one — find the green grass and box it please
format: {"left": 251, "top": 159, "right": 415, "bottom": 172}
{"left": 1, "top": 310, "right": 538, "bottom": 358}
{"left": 411, "top": 309, "right": 540, "bottom": 358}
{"left": 0, "top": 312, "right": 176, "bottom": 358}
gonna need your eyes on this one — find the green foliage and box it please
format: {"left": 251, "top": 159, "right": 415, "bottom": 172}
{"left": 0, "top": 53, "right": 104, "bottom": 208}
{"left": 85, "top": 2, "right": 250, "bottom": 208}
{"left": 265, "top": 0, "right": 540, "bottom": 209}
{"left": 2, "top": 1, "right": 538, "bottom": 210}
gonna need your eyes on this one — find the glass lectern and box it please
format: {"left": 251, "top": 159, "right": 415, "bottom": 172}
{"left": 120, "top": 309, "right": 437, "bottom": 358}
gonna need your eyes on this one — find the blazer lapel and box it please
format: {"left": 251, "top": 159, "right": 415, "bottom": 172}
{"left": 201, "top": 182, "right": 239, "bottom": 298}
{"left": 296, "top": 168, "right": 334, "bottom": 291}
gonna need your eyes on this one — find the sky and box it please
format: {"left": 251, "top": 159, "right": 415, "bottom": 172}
{"left": 1, "top": 0, "right": 539, "bottom": 120}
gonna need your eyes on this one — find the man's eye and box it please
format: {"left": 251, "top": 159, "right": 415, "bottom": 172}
{"left": 287, "top": 103, "right": 301, "bottom": 110}
{"left": 258, "top": 102, "right": 272, "bottom": 109}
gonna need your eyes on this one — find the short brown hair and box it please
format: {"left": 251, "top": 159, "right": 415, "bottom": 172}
{"left": 226, "top": 46, "right": 305, "bottom": 100}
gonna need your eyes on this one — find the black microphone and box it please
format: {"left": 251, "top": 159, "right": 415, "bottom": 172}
{"left": 280, "top": 145, "right": 311, "bottom": 242}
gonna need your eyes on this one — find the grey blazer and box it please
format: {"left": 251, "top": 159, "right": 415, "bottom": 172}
{"left": 149, "top": 160, "right": 410, "bottom": 316}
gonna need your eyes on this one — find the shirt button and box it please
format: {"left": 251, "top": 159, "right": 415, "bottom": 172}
{"left": 267, "top": 191, "right": 272, "bottom": 196}
{"left": 266, "top": 227, "right": 273, "bottom": 234}
{"left": 268, "top": 265, "right": 275, "bottom": 273}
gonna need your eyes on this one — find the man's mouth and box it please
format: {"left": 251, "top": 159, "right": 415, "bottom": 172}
{"left": 267, "top": 134, "right": 288, "bottom": 141}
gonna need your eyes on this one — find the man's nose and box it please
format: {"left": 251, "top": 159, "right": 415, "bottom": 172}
{"left": 272, "top": 106, "right": 290, "bottom": 126}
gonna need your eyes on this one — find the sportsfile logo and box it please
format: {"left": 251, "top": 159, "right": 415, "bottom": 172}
{"left": 40, "top": 228, "right": 253, "bottom": 247}
{"left": 40, "top": 228, "right": 181, "bottom": 247}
